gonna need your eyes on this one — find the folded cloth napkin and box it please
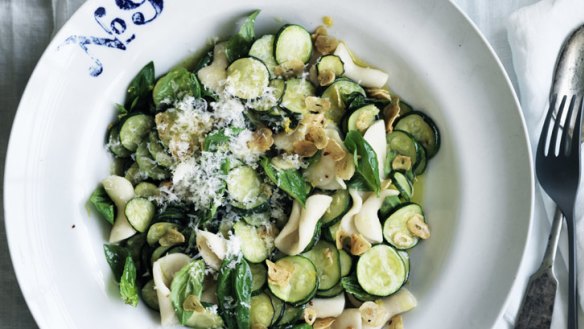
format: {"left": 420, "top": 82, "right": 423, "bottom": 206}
{"left": 507, "top": 0, "right": 584, "bottom": 323}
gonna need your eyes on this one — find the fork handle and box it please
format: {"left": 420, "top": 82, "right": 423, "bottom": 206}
{"left": 566, "top": 213, "right": 579, "bottom": 329}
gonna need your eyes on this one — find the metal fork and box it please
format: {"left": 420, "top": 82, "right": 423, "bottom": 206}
{"left": 536, "top": 93, "right": 584, "bottom": 329}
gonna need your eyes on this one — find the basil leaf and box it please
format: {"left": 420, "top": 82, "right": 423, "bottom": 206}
{"left": 120, "top": 256, "right": 139, "bottom": 307}
{"left": 233, "top": 259, "right": 252, "bottom": 329}
{"left": 344, "top": 131, "right": 381, "bottom": 193}
{"left": 126, "top": 61, "right": 155, "bottom": 111}
{"left": 170, "top": 260, "right": 205, "bottom": 324}
{"left": 225, "top": 10, "right": 260, "bottom": 63}
{"left": 217, "top": 257, "right": 237, "bottom": 329}
{"left": 152, "top": 67, "right": 201, "bottom": 107}
{"left": 89, "top": 186, "right": 115, "bottom": 225}
{"left": 340, "top": 276, "right": 377, "bottom": 302}
{"left": 203, "top": 128, "right": 244, "bottom": 151}
{"left": 260, "top": 157, "right": 309, "bottom": 205}
{"left": 103, "top": 244, "right": 128, "bottom": 281}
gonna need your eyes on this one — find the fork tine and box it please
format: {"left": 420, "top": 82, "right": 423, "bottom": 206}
{"left": 560, "top": 95, "right": 578, "bottom": 155}
{"left": 569, "top": 96, "right": 584, "bottom": 156}
{"left": 549, "top": 95, "right": 568, "bottom": 156}
{"left": 538, "top": 94, "right": 559, "bottom": 158}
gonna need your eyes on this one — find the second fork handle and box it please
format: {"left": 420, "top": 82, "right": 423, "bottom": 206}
{"left": 565, "top": 209, "right": 579, "bottom": 329}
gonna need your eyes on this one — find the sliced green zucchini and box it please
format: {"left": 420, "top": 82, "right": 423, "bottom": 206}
{"left": 251, "top": 293, "right": 275, "bottom": 328}
{"left": 146, "top": 222, "right": 180, "bottom": 246}
{"left": 141, "top": 279, "right": 159, "bottom": 311}
{"left": 391, "top": 171, "right": 413, "bottom": 201}
{"left": 125, "top": 197, "right": 155, "bottom": 232}
{"left": 321, "top": 79, "right": 366, "bottom": 122}
{"left": 316, "top": 282, "right": 344, "bottom": 298}
{"left": 280, "top": 78, "right": 316, "bottom": 114}
{"left": 321, "top": 189, "right": 351, "bottom": 227}
{"left": 398, "top": 100, "right": 414, "bottom": 115}
{"left": 233, "top": 221, "right": 272, "bottom": 263}
{"left": 147, "top": 131, "right": 173, "bottom": 168}
{"left": 347, "top": 104, "right": 380, "bottom": 133}
{"left": 394, "top": 111, "right": 441, "bottom": 158}
{"left": 356, "top": 244, "right": 406, "bottom": 296}
{"left": 413, "top": 142, "right": 428, "bottom": 175}
{"left": 250, "top": 263, "right": 268, "bottom": 295}
{"left": 302, "top": 220, "right": 323, "bottom": 254}
{"left": 302, "top": 241, "right": 341, "bottom": 291}
{"left": 119, "top": 114, "right": 154, "bottom": 152}
{"left": 379, "top": 195, "right": 402, "bottom": 219}
{"left": 383, "top": 203, "right": 424, "bottom": 250}
{"left": 243, "top": 211, "right": 271, "bottom": 226}
{"left": 324, "top": 222, "right": 340, "bottom": 243}
{"left": 267, "top": 256, "right": 318, "bottom": 305}
{"left": 386, "top": 130, "right": 419, "bottom": 170}
{"left": 107, "top": 124, "right": 131, "bottom": 158}
{"left": 269, "top": 292, "right": 285, "bottom": 325}
{"left": 339, "top": 249, "right": 353, "bottom": 277}
{"left": 276, "top": 304, "right": 305, "bottom": 326}
{"left": 134, "top": 182, "right": 160, "bottom": 198}
{"left": 135, "top": 142, "right": 170, "bottom": 180}
{"left": 398, "top": 250, "right": 410, "bottom": 282}
{"left": 316, "top": 55, "right": 344, "bottom": 76}
{"left": 253, "top": 78, "right": 286, "bottom": 112}
{"left": 226, "top": 57, "right": 270, "bottom": 100}
{"left": 227, "top": 166, "right": 268, "bottom": 210}
{"left": 275, "top": 25, "right": 313, "bottom": 64}
{"left": 249, "top": 34, "right": 278, "bottom": 76}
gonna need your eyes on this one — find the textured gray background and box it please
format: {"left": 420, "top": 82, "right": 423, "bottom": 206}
{"left": 0, "top": 0, "right": 538, "bottom": 328}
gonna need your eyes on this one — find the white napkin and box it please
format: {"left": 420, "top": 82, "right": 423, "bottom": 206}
{"left": 507, "top": 0, "right": 584, "bottom": 318}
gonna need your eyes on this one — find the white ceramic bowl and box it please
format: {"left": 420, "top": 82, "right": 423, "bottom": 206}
{"left": 4, "top": 1, "right": 533, "bottom": 328}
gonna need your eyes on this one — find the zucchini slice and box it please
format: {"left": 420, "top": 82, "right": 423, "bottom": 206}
{"left": 321, "top": 79, "right": 366, "bottom": 122}
{"left": 269, "top": 292, "right": 285, "bottom": 325}
{"left": 413, "top": 141, "right": 428, "bottom": 175}
{"left": 141, "top": 279, "right": 159, "bottom": 311}
{"left": 227, "top": 166, "right": 268, "bottom": 210}
{"left": 339, "top": 249, "right": 353, "bottom": 277}
{"left": 125, "top": 197, "right": 155, "bottom": 232}
{"left": 347, "top": 104, "right": 380, "bottom": 133}
{"left": 321, "top": 189, "right": 351, "bottom": 227}
{"left": 253, "top": 78, "right": 286, "bottom": 112}
{"left": 394, "top": 111, "right": 441, "bottom": 158}
{"left": 391, "top": 171, "right": 413, "bottom": 201}
{"left": 233, "top": 221, "right": 273, "bottom": 263}
{"left": 251, "top": 293, "right": 275, "bottom": 328}
{"left": 275, "top": 25, "right": 313, "bottom": 64}
{"left": 398, "top": 250, "right": 411, "bottom": 283}
{"left": 316, "top": 55, "right": 344, "bottom": 76}
{"left": 226, "top": 57, "right": 270, "bottom": 100}
{"left": 383, "top": 203, "right": 424, "bottom": 250}
{"left": 316, "top": 282, "right": 344, "bottom": 298}
{"left": 356, "top": 244, "right": 406, "bottom": 296}
{"left": 280, "top": 78, "right": 316, "bottom": 114}
{"left": 379, "top": 194, "right": 402, "bottom": 219}
{"left": 276, "top": 303, "right": 305, "bottom": 326}
{"left": 302, "top": 241, "right": 341, "bottom": 291}
{"left": 386, "top": 130, "right": 419, "bottom": 170}
{"left": 250, "top": 263, "right": 268, "bottom": 295}
{"left": 119, "top": 114, "right": 154, "bottom": 152}
{"left": 267, "top": 255, "right": 318, "bottom": 305}
{"left": 249, "top": 34, "right": 277, "bottom": 76}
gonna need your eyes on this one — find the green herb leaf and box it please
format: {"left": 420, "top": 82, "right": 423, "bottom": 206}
{"left": 115, "top": 103, "right": 129, "bottom": 121}
{"left": 170, "top": 260, "right": 206, "bottom": 324}
{"left": 233, "top": 259, "right": 252, "bottom": 329}
{"left": 260, "top": 157, "right": 309, "bottom": 205}
{"left": 103, "top": 244, "right": 129, "bottom": 281}
{"left": 340, "top": 276, "right": 377, "bottom": 302}
{"left": 126, "top": 62, "right": 155, "bottom": 110}
{"left": 344, "top": 131, "right": 381, "bottom": 193}
{"left": 217, "top": 256, "right": 238, "bottom": 329}
{"left": 120, "top": 256, "right": 139, "bottom": 307}
{"left": 203, "top": 127, "right": 244, "bottom": 151}
{"left": 89, "top": 186, "right": 115, "bottom": 225}
{"left": 152, "top": 67, "right": 201, "bottom": 107}
{"left": 225, "top": 10, "right": 260, "bottom": 63}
